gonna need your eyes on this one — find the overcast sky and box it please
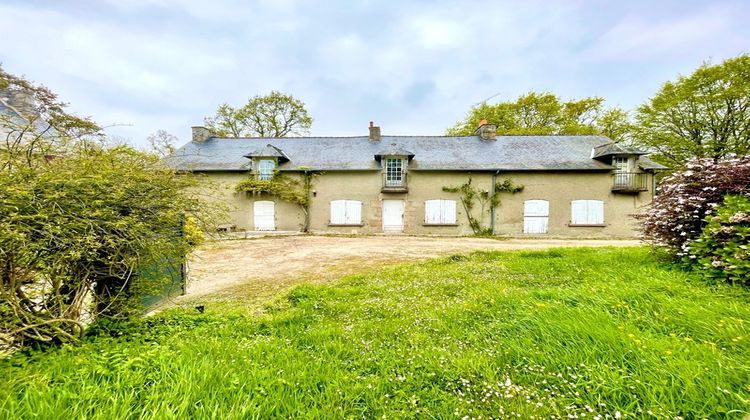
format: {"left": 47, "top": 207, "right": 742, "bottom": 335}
{"left": 1, "top": 0, "right": 748, "bottom": 147}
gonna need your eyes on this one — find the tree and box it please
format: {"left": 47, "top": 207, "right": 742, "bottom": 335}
{"left": 633, "top": 55, "right": 750, "bottom": 166}
{"left": 0, "top": 68, "right": 220, "bottom": 348}
{"left": 147, "top": 129, "right": 178, "bottom": 157}
{"left": 447, "top": 92, "right": 631, "bottom": 141}
{"left": 204, "top": 91, "right": 313, "bottom": 137}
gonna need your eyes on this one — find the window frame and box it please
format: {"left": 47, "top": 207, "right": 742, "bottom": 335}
{"left": 424, "top": 199, "right": 457, "bottom": 225}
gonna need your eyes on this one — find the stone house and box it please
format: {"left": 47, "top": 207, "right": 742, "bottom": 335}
{"left": 166, "top": 122, "right": 666, "bottom": 237}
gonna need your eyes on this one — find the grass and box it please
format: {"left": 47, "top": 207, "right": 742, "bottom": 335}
{"left": 1, "top": 247, "right": 748, "bottom": 418}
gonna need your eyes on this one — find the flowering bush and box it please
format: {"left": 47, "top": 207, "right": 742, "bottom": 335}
{"left": 688, "top": 195, "right": 750, "bottom": 285}
{"left": 639, "top": 157, "right": 750, "bottom": 258}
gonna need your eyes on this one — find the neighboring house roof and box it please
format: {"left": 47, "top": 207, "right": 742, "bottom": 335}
{"left": 166, "top": 134, "right": 648, "bottom": 172}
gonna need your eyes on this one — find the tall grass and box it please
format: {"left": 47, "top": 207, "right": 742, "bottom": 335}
{"left": 1, "top": 247, "right": 748, "bottom": 418}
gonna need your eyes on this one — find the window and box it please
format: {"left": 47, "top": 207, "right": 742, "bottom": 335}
{"left": 570, "top": 200, "right": 604, "bottom": 225}
{"left": 330, "top": 200, "right": 362, "bottom": 225}
{"left": 523, "top": 200, "right": 549, "bottom": 234}
{"left": 384, "top": 158, "right": 403, "bottom": 187}
{"left": 257, "top": 159, "right": 276, "bottom": 180}
{"left": 424, "top": 199, "right": 457, "bottom": 225}
{"left": 612, "top": 156, "right": 629, "bottom": 172}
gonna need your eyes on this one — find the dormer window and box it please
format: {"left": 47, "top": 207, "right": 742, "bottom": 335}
{"left": 257, "top": 159, "right": 276, "bottom": 180}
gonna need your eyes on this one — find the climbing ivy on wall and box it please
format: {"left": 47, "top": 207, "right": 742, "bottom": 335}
{"left": 235, "top": 171, "right": 316, "bottom": 231}
{"left": 443, "top": 177, "right": 524, "bottom": 235}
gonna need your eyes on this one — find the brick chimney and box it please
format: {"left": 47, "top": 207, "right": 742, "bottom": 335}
{"left": 191, "top": 126, "right": 213, "bottom": 143}
{"left": 368, "top": 121, "right": 381, "bottom": 142}
{"left": 474, "top": 119, "right": 496, "bottom": 141}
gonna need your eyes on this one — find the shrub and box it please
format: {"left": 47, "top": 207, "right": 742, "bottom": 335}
{"left": 688, "top": 195, "right": 750, "bottom": 285}
{"left": 639, "top": 157, "right": 750, "bottom": 257}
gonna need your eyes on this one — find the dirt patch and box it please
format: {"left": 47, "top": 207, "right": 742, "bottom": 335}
{"left": 169, "top": 235, "right": 638, "bottom": 309}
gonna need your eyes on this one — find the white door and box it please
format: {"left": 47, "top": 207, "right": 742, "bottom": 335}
{"left": 382, "top": 200, "right": 404, "bottom": 232}
{"left": 253, "top": 201, "right": 275, "bottom": 231}
{"left": 523, "top": 200, "right": 549, "bottom": 234}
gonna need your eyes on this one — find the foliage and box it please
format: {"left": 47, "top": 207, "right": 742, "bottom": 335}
{"left": 235, "top": 172, "right": 315, "bottom": 231}
{"left": 688, "top": 195, "right": 750, "bottom": 285}
{"left": 443, "top": 177, "right": 523, "bottom": 235}
{"left": 146, "top": 129, "right": 178, "bottom": 157}
{"left": 204, "top": 91, "right": 313, "bottom": 137}
{"left": 638, "top": 157, "right": 750, "bottom": 258}
{"left": 1, "top": 247, "right": 748, "bottom": 418}
{"left": 0, "top": 68, "right": 219, "bottom": 348}
{"left": 1, "top": 65, "right": 101, "bottom": 171}
{"left": 633, "top": 55, "right": 750, "bottom": 167}
{"left": 447, "top": 92, "right": 631, "bottom": 141}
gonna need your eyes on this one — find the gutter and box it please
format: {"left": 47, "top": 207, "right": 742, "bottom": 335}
{"left": 490, "top": 170, "right": 500, "bottom": 235}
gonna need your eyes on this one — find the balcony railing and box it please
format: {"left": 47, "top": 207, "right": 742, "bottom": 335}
{"left": 612, "top": 172, "right": 648, "bottom": 193}
{"left": 382, "top": 172, "right": 408, "bottom": 192}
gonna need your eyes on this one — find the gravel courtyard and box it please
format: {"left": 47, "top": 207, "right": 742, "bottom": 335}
{"left": 176, "top": 235, "right": 639, "bottom": 308}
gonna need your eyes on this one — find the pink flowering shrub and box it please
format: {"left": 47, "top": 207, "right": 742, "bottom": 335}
{"left": 688, "top": 195, "right": 750, "bottom": 285}
{"left": 639, "top": 157, "right": 750, "bottom": 259}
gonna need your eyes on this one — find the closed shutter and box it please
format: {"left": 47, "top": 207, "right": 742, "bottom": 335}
{"left": 345, "top": 201, "right": 362, "bottom": 225}
{"left": 425, "top": 200, "right": 456, "bottom": 224}
{"left": 330, "top": 200, "right": 346, "bottom": 224}
{"left": 331, "top": 200, "right": 362, "bottom": 225}
{"left": 571, "top": 200, "right": 604, "bottom": 225}
{"left": 523, "top": 200, "right": 549, "bottom": 234}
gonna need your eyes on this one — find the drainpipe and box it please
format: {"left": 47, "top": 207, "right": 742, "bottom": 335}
{"left": 490, "top": 170, "right": 500, "bottom": 235}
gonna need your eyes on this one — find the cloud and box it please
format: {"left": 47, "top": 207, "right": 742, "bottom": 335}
{"left": 1, "top": 0, "right": 748, "bottom": 146}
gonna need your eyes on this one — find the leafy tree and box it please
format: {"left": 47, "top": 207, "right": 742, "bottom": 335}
{"left": 447, "top": 92, "right": 631, "bottom": 140}
{"left": 0, "top": 68, "right": 220, "bottom": 348}
{"left": 147, "top": 129, "right": 178, "bottom": 157}
{"left": 204, "top": 91, "right": 313, "bottom": 137}
{"left": 633, "top": 55, "right": 750, "bottom": 166}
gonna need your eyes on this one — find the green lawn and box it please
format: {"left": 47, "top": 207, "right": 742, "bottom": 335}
{"left": 1, "top": 247, "right": 748, "bottom": 418}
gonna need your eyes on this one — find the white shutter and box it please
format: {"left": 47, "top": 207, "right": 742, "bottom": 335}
{"left": 524, "top": 200, "right": 549, "bottom": 234}
{"left": 571, "top": 200, "right": 604, "bottom": 225}
{"left": 588, "top": 200, "right": 604, "bottom": 224}
{"left": 330, "top": 200, "right": 346, "bottom": 224}
{"left": 345, "top": 201, "right": 362, "bottom": 225}
{"left": 425, "top": 200, "right": 440, "bottom": 224}
{"left": 571, "top": 200, "right": 588, "bottom": 225}
{"left": 443, "top": 200, "right": 457, "bottom": 224}
{"left": 425, "top": 200, "right": 456, "bottom": 224}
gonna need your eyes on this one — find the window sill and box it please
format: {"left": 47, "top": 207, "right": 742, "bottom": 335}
{"left": 568, "top": 224, "right": 607, "bottom": 227}
{"left": 328, "top": 223, "right": 364, "bottom": 227}
{"left": 422, "top": 223, "right": 459, "bottom": 226}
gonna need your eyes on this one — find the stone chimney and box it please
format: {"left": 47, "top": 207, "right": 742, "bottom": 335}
{"left": 368, "top": 121, "right": 381, "bottom": 142}
{"left": 474, "top": 119, "right": 497, "bottom": 141}
{"left": 191, "top": 126, "right": 213, "bottom": 143}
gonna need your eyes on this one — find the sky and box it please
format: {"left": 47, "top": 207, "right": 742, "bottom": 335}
{"left": 1, "top": 0, "right": 748, "bottom": 148}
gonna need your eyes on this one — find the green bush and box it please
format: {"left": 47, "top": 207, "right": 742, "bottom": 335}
{"left": 689, "top": 195, "right": 750, "bottom": 285}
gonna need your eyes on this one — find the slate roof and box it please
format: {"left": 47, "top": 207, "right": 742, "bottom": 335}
{"left": 244, "top": 144, "right": 290, "bottom": 162}
{"left": 592, "top": 142, "right": 647, "bottom": 158}
{"left": 166, "top": 134, "right": 659, "bottom": 172}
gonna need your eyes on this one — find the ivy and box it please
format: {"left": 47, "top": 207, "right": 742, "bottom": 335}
{"left": 235, "top": 172, "right": 315, "bottom": 231}
{"left": 443, "top": 177, "right": 524, "bottom": 235}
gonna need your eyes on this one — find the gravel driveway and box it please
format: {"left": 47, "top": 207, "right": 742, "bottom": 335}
{"left": 180, "top": 235, "right": 639, "bottom": 305}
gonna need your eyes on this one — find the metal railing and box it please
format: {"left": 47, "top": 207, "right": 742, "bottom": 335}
{"left": 612, "top": 172, "right": 648, "bottom": 192}
{"left": 382, "top": 172, "right": 408, "bottom": 191}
